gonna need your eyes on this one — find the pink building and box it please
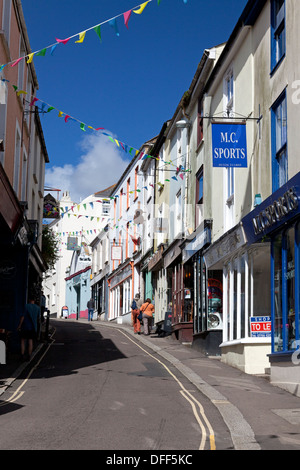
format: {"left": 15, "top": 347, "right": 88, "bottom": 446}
{"left": 0, "top": 0, "right": 49, "bottom": 346}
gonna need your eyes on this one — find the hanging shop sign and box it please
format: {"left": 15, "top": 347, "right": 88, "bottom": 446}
{"left": 242, "top": 172, "right": 300, "bottom": 244}
{"left": 212, "top": 122, "right": 247, "bottom": 168}
{"left": 67, "top": 237, "right": 80, "bottom": 251}
{"left": 111, "top": 245, "right": 122, "bottom": 261}
{"left": 43, "top": 194, "right": 60, "bottom": 219}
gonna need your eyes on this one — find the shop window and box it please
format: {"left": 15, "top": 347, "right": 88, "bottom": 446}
{"left": 273, "top": 234, "right": 283, "bottom": 352}
{"left": 240, "top": 256, "right": 246, "bottom": 339}
{"left": 207, "top": 274, "right": 223, "bottom": 331}
{"left": 271, "top": 91, "right": 287, "bottom": 192}
{"left": 286, "top": 229, "right": 296, "bottom": 350}
{"left": 271, "top": 0, "right": 286, "bottom": 72}
{"left": 252, "top": 248, "right": 271, "bottom": 318}
{"left": 272, "top": 228, "right": 297, "bottom": 353}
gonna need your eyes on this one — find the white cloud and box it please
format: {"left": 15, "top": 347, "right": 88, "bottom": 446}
{"left": 45, "top": 133, "right": 130, "bottom": 203}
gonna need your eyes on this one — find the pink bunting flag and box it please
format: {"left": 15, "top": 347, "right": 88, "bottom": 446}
{"left": 65, "top": 115, "right": 70, "bottom": 122}
{"left": 11, "top": 58, "right": 23, "bottom": 67}
{"left": 29, "top": 97, "right": 39, "bottom": 107}
{"left": 124, "top": 10, "right": 132, "bottom": 29}
{"left": 179, "top": 173, "right": 184, "bottom": 180}
{"left": 56, "top": 37, "right": 71, "bottom": 45}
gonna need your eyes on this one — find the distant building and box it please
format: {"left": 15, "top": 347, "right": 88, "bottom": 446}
{"left": 43, "top": 189, "right": 111, "bottom": 317}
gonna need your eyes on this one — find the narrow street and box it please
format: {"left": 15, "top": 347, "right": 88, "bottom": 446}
{"left": 0, "top": 320, "right": 232, "bottom": 451}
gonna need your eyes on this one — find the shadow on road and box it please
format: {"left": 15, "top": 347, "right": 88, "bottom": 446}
{"left": 32, "top": 319, "right": 127, "bottom": 380}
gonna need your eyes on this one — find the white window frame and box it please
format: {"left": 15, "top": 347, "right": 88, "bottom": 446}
{"left": 175, "top": 189, "right": 182, "bottom": 237}
{"left": 21, "top": 146, "right": 28, "bottom": 201}
{"left": 13, "top": 123, "right": 22, "bottom": 196}
{"left": 2, "top": 0, "right": 11, "bottom": 47}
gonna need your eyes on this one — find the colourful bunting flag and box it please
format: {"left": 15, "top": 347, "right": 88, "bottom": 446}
{"left": 75, "top": 32, "right": 86, "bottom": 44}
{"left": 27, "top": 53, "right": 34, "bottom": 64}
{"left": 11, "top": 58, "right": 22, "bottom": 67}
{"left": 56, "top": 37, "right": 71, "bottom": 45}
{"left": 30, "top": 97, "right": 39, "bottom": 106}
{"left": 124, "top": 10, "right": 132, "bottom": 28}
{"left": 109, "top": 18, "right": 120, "bottom": 36}
{"left": 133, "top": 1, "right": 150, "bottom": 14}
{"left": 36, "top": 48, "right": 47, "bottom": 57}
{"left": 51, "top": 44, "right": 58, "bottom": 55}
{"left": 94, "top": 25, "right": 102, "bottom": 42}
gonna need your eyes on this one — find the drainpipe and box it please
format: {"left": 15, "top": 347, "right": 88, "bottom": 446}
{"left": 130, "top": 260, "right": 135, "bottom": 300}
{"left": 176, "top": 119, "right": 191, "bottom": 238}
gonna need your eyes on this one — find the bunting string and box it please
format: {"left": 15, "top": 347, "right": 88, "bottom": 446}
{"left": 4, "top": 79, "right": 191, "bottom": 182}
{"left": 0, "top": 0, "right": 187, "bottom": 71}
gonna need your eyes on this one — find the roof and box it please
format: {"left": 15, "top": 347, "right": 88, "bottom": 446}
{"left": 94, "top": 184, "right": 117, "bottom": 197}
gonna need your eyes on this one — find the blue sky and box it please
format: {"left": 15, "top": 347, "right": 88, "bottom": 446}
{"left": 21, "top": 0, "right": 247, "bottom": 202}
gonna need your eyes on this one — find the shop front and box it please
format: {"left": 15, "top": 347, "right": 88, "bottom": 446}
{"left": 203, "top": 222, "right": 271, "bottom": 374}
{"left": 181, "top": 221, "right": 221, "bottom": 355}
{"left": 108, "top": 261, "right": 133, "bottom": 324}
{"left": 163, "top": 239, "right": 193, "bottom": 343}
{"left": 0, "top": 164, "right": 27, "bottom": 351}
{"left": 242, "top": 172, "right": 300, "bottom": 394}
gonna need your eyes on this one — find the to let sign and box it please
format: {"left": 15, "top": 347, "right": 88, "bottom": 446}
{"left": 250, "top": 316, "right": 271, "bottom": 338}
{"left": 212, "top": 122, "right": 247, "bottom": 168}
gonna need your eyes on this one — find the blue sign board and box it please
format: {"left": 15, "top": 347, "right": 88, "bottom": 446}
{"left": 212, "top": 123, "right": 247, "bottom": 168}
{"left": 242, "top": 172, "right": 300, "bottom": 245}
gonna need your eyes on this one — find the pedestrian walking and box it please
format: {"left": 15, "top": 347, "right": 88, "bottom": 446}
{"left": 87, "top": 297, "right": 95, "bottom": 321}
{"left": 17, "top": 297, "right": 41, "bottom": 360}
{"left": 131, "top": 294, "right": 143, "bottom": 334}
{"left": 140, "top": 298, "right": 155, "bottom": 336}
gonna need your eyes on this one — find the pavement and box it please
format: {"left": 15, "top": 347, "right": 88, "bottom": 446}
{"left": 1, "top": 318, "right": 300, "bottom": 451}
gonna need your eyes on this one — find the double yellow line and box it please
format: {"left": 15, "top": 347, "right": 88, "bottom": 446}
{"left": 117, "top": 328, "right": 216, "bottom": 451}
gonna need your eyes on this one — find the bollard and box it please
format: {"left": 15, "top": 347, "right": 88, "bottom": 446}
{"left": 45, "top": 309, "right": 50, "bottom": 342}
{"left": 0, "top": 339, "right": 6, "bottom": 364}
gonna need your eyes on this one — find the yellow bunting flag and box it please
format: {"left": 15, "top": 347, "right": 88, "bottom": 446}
{"left": 133, "top": 1, "right": 150, "bottom": 14}
{"left": 27, "top": 53, "right": 35, "bottom": 64}
{"left": 75, "top": 31, "right": 86, "bottom": 44}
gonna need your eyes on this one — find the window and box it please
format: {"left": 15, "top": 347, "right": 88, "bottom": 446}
{"left": 272, "top": 227, "right": 298, "bottom": 353}
{"left": 102, "top": 200, "right": 110, "bottom": 215}
{"left": 2, "top": 0, "right": 11, "bottom": 46}
{"left": 127, "top": 178, "right": 130, "bottom": 210}
{"left": 227, "top": 167, "right": 234, "bottom": 200}
{"left": 18, "top": 39, "right": 26, "bottom": 92}
{"left": 195, "top": 167, "right": 204, "bottom": 227}
{"left": 175, "top": 190, "right": 182, "bottom": 237}
{"left": 134, "top": 167, "right": 139, "bottom": 200}
{"left": 271, "top": 0, "right": 286, "bottom": 71}
{"left": 13, "top": 126, "right": 21, "bottom": 195}
{"left": 196, "top": 168, "right": 204, "bottom": 205}
{"left": 21, "top": 148, "right": 28, "bottom": 201}
{"left": 197, "top": 99, "right": 204, "bottom": 147}
{"left": 272, "top": 91, "right": 287, "bottom": 191}
{"left": 224, "top": 68, "right": 234, "bottom": 116}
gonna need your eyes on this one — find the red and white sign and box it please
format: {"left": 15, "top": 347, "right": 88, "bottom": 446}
{"left": 250, "top": 316, "right": 271, "bottom": 337}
